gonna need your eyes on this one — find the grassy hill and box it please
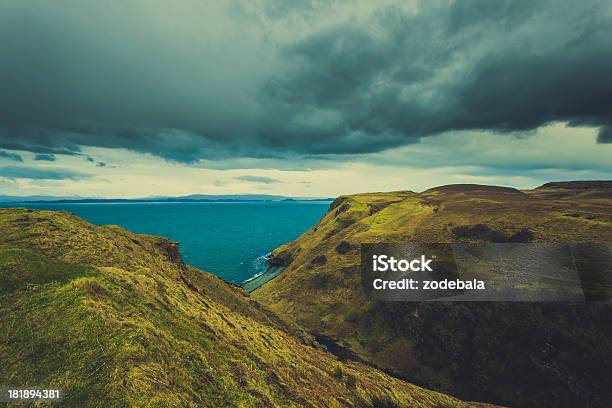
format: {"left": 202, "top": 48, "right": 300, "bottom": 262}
{"left": 0, "top": 208, "right": 491, "bottom": 407}
{"left": 252, "top": 182, "right": 612, "bottom": 408}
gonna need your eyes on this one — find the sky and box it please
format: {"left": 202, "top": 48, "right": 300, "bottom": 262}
{"left": 1, "top": 0, "right": 611, "bottom": 198}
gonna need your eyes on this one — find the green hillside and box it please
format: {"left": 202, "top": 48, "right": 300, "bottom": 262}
{"left": 0, "top": 208, "right": 491, "bottom": 408}
{"left": 253, "top": 182, "right": 612, "bottom": 408}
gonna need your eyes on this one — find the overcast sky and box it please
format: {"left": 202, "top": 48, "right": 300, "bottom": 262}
{"left": 1, "top": 0, "right": 611, "bottom": 197}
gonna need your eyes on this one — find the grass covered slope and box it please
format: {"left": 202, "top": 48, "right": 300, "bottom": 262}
{"left": 252, "top": 182, "right": 612, "bottom": 408}
{"left": 0, "top": 209, "right": 488, "bottom": 408}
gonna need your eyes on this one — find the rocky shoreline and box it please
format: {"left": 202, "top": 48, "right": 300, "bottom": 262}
{"left": 242, "top": 265, "right": 284, "bottom": 292}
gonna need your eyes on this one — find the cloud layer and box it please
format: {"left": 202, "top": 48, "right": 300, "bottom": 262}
{"left": 1, "top": 0, "right": 611, "bottom": 163}
{"left": 0, "top": 124, "right": 609, "bottom": 198}
{"left": 0, "top": 150, "right": 22, "bottom": 162}
{"left": 235, "top": 175, "right": 280, "bottom": 184}
{"left": 0, "top": 166, "right": 89, "bottom": 180}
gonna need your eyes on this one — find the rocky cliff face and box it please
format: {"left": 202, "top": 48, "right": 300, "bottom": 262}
{"left": 152, "top": 237, "right": 183, "bottom": 264}
{"left": 253, "top": 182, "right": 612, "bottom": 408}
{"left": 0, "top": 208, "right": 488, "bottom": 407}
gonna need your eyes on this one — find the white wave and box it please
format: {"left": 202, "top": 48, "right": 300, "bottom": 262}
{"left": 242, "top": 252, "right": 272, "bottom": 283}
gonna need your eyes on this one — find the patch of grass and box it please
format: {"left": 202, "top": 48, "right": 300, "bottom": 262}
{"left": 0, "top": 246, "right": 96, "bottom": 295}
{"left": 451, "top": 224, "right": 534, "bottom": 243}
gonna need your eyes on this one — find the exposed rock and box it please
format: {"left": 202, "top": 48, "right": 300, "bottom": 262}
{"left": 154, "top": 238, "right": 183, "bottom": 264}
{"left": 268, "top": 250, "right": 294, "bottom": 267}
{"left": 335, "top": 241, "right": 354, "bottom": 254}
{"left": 329, "top": 197, "right": 352, "bottom": 217}
{"left": 368, "top": 201, "right": 393, "bottom": 215}
{"left": 311, "top": 255, "right": 327, "bottom": 265}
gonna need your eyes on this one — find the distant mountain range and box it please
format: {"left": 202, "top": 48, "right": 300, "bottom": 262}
{"left": 0, "top": 194, "right": 334, "bottom": 203}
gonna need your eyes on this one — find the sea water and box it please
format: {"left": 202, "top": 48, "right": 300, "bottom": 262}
{"left": 1, "top": 201, "right": 330, "bottom": 284}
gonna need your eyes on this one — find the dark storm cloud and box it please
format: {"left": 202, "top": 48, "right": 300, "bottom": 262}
{"left": 34, "top": 154, "right": 56, "bottom": 161}
{"left": 263, "top": 0, "right": 612, "bottom": 153}
{"left": 598, "top": 126, "right": 612, "bottom": 143}
{"left": 0, "top": 150, "right": 22, "bottom": 162}
{"left": 235, "top": 175, "right": 280, "bottom": 184}
{"left": 1, "top": 0, "right": 611, "bottom": 162}
{"left": 0, "top": 166, "right": 89, "bottom": 180}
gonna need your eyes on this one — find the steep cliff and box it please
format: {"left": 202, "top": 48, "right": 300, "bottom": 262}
{"left": 253, "top": 182, "right": 612, "bottom": 408}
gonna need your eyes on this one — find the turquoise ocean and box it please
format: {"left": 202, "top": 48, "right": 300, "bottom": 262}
{"left": 0, "top": 201, "right": 331, "bottom": 284}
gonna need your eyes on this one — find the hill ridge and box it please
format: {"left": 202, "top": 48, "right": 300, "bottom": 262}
{"left": 0, "top": 208, "right": 484, "bottom": 407}
{"left": 253, "top": 182, "right": 612, "bottom": 408}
